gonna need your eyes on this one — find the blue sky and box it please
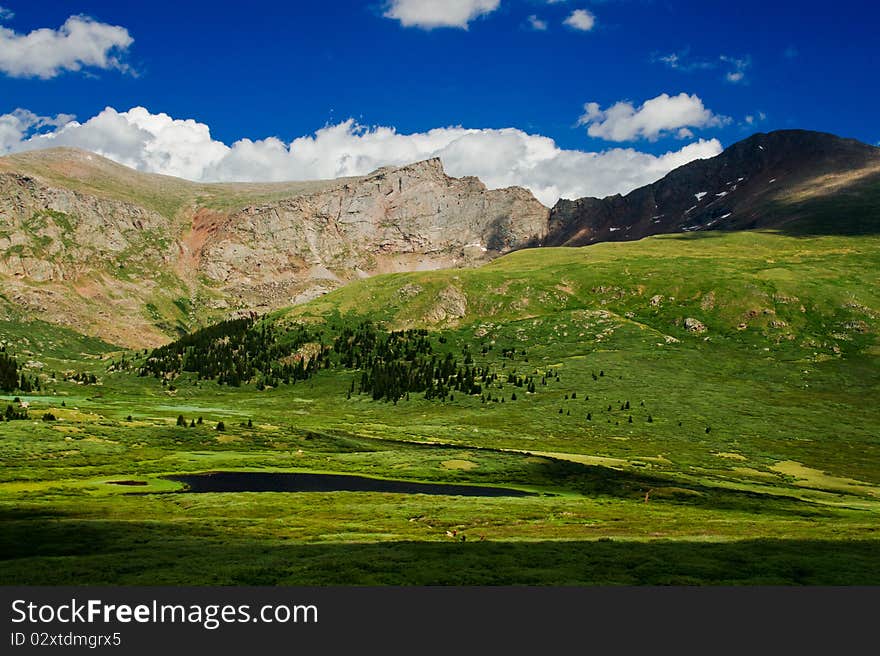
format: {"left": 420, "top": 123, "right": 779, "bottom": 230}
{"left": 0, "top": 1, "right": 877, "bottom": 204}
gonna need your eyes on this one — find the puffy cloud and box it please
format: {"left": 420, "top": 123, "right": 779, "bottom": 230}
{"left": 0, "top": 13, "right": 133, "bottom": 79}
{"left": 578, "top": 92, "right": 731, "bottom": 142}
{"left": 383, "top": 0, "right": 500, "bottom": 29}
{"left": 436, "top": 129, "right": 722, "bottom": 205}
{"left": 0, "top": 109, "right": 76, "bottom": 152}
{"left": 1, "top": 106, "right": 723, "bottom": 206}
{"left": 528, "top": 15, "right": 548, "bottom": 31}
{"left": 0, "top": 6, "right": 14, "bottom": 21}
{"left": 563, "top": 9, "right": 595, "bottom": 31}
{"left": 23, "top": 107, "right": 230, "bottom": 181}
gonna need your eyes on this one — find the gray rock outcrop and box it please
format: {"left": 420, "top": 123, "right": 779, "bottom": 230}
{"left": 0, "top": 151, "right": 548, "bottom": 346}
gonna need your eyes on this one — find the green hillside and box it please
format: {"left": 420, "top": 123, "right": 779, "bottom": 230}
{"left": 273, "top": 230, "right": 880, "bottom": 485}
{"left": 1, "top": 230, "right": 879, "bottom": 585}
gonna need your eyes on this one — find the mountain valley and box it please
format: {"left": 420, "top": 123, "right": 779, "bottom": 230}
{"left": 1, "top": 130, "right": 879, "bottom": 585}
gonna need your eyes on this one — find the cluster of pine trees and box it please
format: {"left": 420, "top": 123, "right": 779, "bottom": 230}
{"left": 4, "top": 403, "right": 28, "bottom": 421}
{"left": 0, "top": 350, "right": 39, "bottom": 393}
{"left": 335, "top": 323, "right": 450, "bottom": 402}
{"left": 506, "top": 371, "right": 539, "bottom": 392}
{"left": 107, "top": 354, "right": 135, "bottom": 373}
{"left": 65, "top": 372, "right": 97, "bottom": 385}
{"left": 336, "top": 322, "right": 532, "bottom": 404}
{"left": 334, "top": 322, "right": 432, "bottom": 369}
{"left": 139, "top": 317, "right": 327, "bottom": 387}
{"left": 134, "top": 315, "right": 543, "bottom": 406}
{"left": 359, "top": 351, "right": 467, "bottom": 402}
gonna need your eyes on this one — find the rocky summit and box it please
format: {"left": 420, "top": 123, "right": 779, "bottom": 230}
{"left": 544, "top": 130, "right": 880, "bottom": 246}
{"left": 0, "top": 149, "right": 548, "bottom": 346}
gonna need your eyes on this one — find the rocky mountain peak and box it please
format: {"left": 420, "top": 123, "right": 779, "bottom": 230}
{"left": 545, "top": 129, "right": 880, "bottom": 246}
{"left": 0, "top": 148, "right": 548, "bottom": 346}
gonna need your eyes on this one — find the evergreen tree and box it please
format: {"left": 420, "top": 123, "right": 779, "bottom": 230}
{"left": 5, "top": 404, "right": 28, "bottom": 420}
{"left": 0, "top": 351, "right": 21, "bottom": 392}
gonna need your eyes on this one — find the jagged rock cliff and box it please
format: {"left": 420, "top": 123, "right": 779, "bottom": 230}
{"left": 0, "top": 149, "right": 548, "bottom": 346}
{"left": 199, "top": 158, "right": 546, "bottom": 308}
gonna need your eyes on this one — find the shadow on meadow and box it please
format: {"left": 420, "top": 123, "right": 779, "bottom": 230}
{"left": 1, "top": 512, "right": 877, "bottom": 586}
{"left": 752, "top": 176, "right": 880, "bottom": 237}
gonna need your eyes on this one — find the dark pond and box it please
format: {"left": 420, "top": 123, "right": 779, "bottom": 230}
{"left": 166, "top": 471, "right": 536, "bottom": 497}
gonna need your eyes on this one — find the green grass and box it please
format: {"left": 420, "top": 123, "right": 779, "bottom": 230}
{"left": 1, "top": 230, "right": 878, "bottom": 585}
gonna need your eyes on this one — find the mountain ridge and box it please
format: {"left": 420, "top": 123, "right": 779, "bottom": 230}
{"left": 0, "top": 149, "right": 548, "bottom": 346}
{"left": 2, "top": 129, "right": 879, "bottom": 347}
{"left": 543, "top": 129, "right": 880, "bottom": 246}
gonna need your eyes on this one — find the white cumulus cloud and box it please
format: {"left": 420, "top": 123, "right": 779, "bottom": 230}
{"left": 383, "top": 0, "right": 500, "bottom": 29}
{"left": 1, "top": 106, "right": 723, "bottom": 206}
{"left": 578, "top": 92, "right": 730, "bottom": 142}
{"left": 0, "top": 12, "right": 133, "bottom": 79}
{"left": 563, "top": 9, "right": 595, "bottom": 31}
{"left": 0, "top": 108, "right": 76, "bottom": 152}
